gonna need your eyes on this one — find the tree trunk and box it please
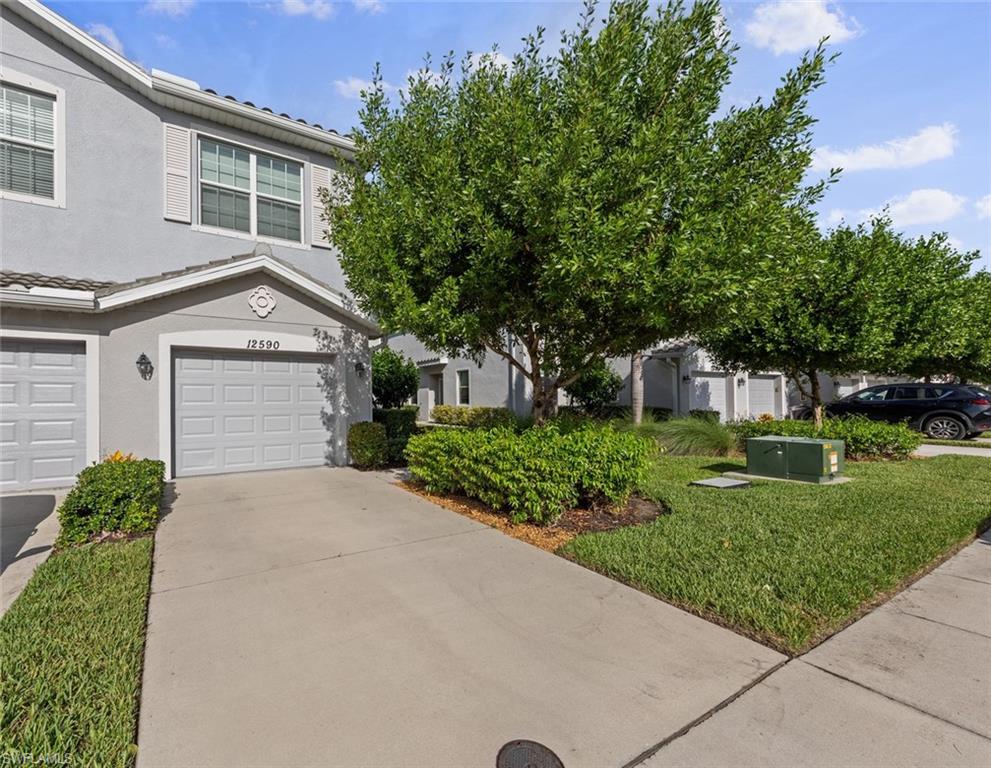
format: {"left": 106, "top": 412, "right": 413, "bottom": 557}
{"left": 809, "top": 369, "right": 823, "bottom": 429}
{"left": 531, "top": 377, "right": 559, "bottom": 424}
{"left": 631, "top": 351, "right": 644, "bottom": 426}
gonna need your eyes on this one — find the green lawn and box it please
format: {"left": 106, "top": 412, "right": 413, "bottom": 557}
{"left": 0, "top": 538, "right": 153, "bottom": 767}
{"left": 562, "top": 455, "right": 990, "bottom": 654}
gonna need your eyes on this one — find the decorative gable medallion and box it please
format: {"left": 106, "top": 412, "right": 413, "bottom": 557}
{"left": 248, "top": 285, "right": 277, "bottom": 318}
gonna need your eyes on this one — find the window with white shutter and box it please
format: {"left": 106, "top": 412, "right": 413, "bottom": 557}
{"left": 0, "top": 81, "right": 61, "bottom": 205}
{"left": 311, "top": 164, "right": 332, "bottom": 248}
{"left": 163, "top": 124, "right": 192, "bottom": 222}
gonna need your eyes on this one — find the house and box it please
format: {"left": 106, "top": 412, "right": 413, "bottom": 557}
{"left": 389, "top": 333, "right": 899, "bottom": 422}
{"left": 0, "top": 0, "right": 378, "bottom": 492}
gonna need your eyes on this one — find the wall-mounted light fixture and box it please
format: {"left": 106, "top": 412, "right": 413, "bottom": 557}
{"left": 681, "top": 374, "right": 691, "bottom": 382}
{"left": 136, "top": 353, "right": 154, "bottom": 381}
{"left": 737, "top": 377, "right": 746, "bottom": 387}
{"left": 354, "top": 361, "right": 366, "bottom": 377}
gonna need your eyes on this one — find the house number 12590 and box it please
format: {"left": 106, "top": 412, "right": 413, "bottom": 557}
{"left": 246, "top": 339, "right": 280, "bottom": 350}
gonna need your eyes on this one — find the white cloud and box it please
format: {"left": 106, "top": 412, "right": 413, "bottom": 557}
{"left": 745, "top": 1, "right": 860, "bottom": 55}
{"left": 468, "top": 51, "right": 512, "bottom": 70}
{"left": 832, "top": 189, "right": 968, "bottom": 229}
{"left": 976, "top": 194, "right": 991, "bottom": 219}
{"left": 333, "top": 76, "right": 394, "bottom": 99}
{"left": 86, "top": 23, "right": 124, "bottom": 55}
{"left": 144, "top": 0, "right": 196, "bottom": 17}
{"left": 280, "top": 0, "right": 335, "bottom": 20}
{"left": 353, "top": 0, "right": 384, "bottom": 13}
{"left": 812, "top": 123, "right": 957, "bottom": 172}
{"left": 154, "top": 33, "right": 177, "bottom": 49}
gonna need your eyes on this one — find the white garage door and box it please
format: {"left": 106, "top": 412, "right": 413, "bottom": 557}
{"left": 748, "top": 375, "right": 781, "bottom": 419}
{"left": 691, "top": 373, "right": 728, "bottom": 420}
{"left": 173, "top": 350, "right": 333, "bottom": 477}
{"left": 0, "top": 339, "right": 87, "bottom": 491}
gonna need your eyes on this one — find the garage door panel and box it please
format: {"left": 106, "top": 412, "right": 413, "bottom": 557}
{"left": 691, "top": 373, "right": 727, "bottom": 420}
{"left": 0, "top": 340, "right": 87, "bottom": 491}
{"left": 174, "top": 350, "right": 333, "bottom": 477}
{"left": 748, "top": 375, "right": 781, "bottom": 419}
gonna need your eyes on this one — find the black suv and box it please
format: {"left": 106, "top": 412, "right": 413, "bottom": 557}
{"left": 825, "top": 383, "right": 991, "bottom": 440}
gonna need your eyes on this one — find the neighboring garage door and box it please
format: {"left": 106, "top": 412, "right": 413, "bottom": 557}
{"left": 691, "top": 373, "right": 727, "bottom": 420}
{"left": 173, "top": 350, "right": 332, "bottom": 477}
{"left": 748, "top": 375, "right": 781, "bottom": 419}
{"left": 0, "top": 339, "right": 87, "bottom": 492}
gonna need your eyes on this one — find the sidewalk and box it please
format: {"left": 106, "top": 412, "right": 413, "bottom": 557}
{"left": 640, "top": 530, "right": 991, "bottom": 767}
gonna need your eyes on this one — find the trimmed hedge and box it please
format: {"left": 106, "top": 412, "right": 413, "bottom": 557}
{"left": 348, "top": 422, "right": 388, "bottom": 469}
{"left": 57, "top": 458, "right": 165, "bottom": 546}
{"left": 405, "top": 424, "right": 653, "bottom": 523}
{"left": 733, "top": 416, "right": 921, "bottom": 460}
{"left": 373, "top": 406, "right": 419, "bottom": 463}
{"left": 560, "top": 405, "right": 673, "bottom": 421}
{"left": 431, "top": 404, "right": 517, "bottom": 429}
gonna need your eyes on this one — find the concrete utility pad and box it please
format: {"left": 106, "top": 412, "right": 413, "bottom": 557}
{"left": 138, "top": 468, "right": 782, "bottom": 768}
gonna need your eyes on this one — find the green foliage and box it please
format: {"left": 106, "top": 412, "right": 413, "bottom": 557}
{"left": 405, "top": 424, "right": 652, "bottom": 523}
{"left": 431, "top": 404, "right": 517, "bottom": 429}
{"left": 371, "top": 347, "right": 419, "bottom": 408}
{"left": 564, "top": 358, "right": 623, "bottom": 413}
{"left": 733, "top": 416, "right": 921, "bottom": 460}
{"left": 347, "top": 422, "right": 389, "bottom": 468}
{"left": 651, "top": 417, "right": 737, "bottom": 456}
{"left": 563, "top": 455, "right": 990, "bottom": 652}
{"left": 326, "top": 0, "right": 832, "bottom": 419}
{"left": 0, "top": 538, "right": 152, "bottom": 763}
{"left": 56, "top": 459, "right": 165, "bottom": 546}
{"left": 373, "top": 406, "right": 419, "bottom": 463}
{"left": 688, "top": 409, "right": 721, "bottom": 422}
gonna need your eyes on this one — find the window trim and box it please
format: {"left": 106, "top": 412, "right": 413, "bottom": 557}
{"left": 456, "top": 368, "right": 470, "bottom": 406}
{"left": 194, "top": 132, "right": 304, "bottom": 245}
{"left": 0, "top": 69, "right": 66, "bottom": 209}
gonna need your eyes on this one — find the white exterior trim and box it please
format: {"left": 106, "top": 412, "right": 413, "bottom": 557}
{"left": 0, "top": 287, "right": 94, "bottom": 310}
{"left": 0, "top": 327, "right": 101, "bottom": 465}
{"left": 7, "top": 0, "right": 354, "bottom": 156}
{"left": 0, "top": 66, "right": 67, "bottom": 209}
{"left": 156, "top": 329, "right": 335, "bottom": 478}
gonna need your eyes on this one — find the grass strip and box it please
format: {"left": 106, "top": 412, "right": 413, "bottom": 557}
{"left": 562, "top": 455, "right": 990, "bottom": 654}
{"left": 921, "top": 438, "right": 991, "bottom": 449}
{"left": 0, "top": 538, "right": 153, "bottom": 767}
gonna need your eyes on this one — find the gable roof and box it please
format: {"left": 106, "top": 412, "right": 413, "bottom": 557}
{"left": 0, "top": 246, "right": 380, "bottom": 335}
{"left": 4, "top": 0, "right": 354, "bottom": 156}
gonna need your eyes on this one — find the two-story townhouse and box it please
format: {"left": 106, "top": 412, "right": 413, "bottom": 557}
{"left": 0, "top": 0, "right": 379, "bottom": 492}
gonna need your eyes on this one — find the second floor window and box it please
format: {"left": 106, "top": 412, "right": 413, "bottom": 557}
{"left": 199, "top": 138, "right": 302, "bottom": 243}
{"left": 0, "top": 84, "right": 55, "bottom": 199}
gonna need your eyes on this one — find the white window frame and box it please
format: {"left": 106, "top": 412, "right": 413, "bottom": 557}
{"left": 0, "top": 69, "right": 66, "bottom": 209}
{"left": 456, "top": 368, "right": 470, "bottom": 406}
{"left": 194, "top": 132, "right": 305, "bottom": 246}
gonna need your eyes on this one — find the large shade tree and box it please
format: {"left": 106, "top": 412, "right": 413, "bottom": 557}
{"left": 697, "top": 217, "right": 988, "bottom": 426}
{"left": 325, "top": 0, "right": 832, "bottom": 420}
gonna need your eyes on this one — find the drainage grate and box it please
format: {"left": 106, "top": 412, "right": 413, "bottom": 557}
{"left": 496, "top": 740, "right": 565, "bottom": 768}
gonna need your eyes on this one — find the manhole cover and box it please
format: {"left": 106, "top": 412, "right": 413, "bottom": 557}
{"left": 496, "top": 740, "right": 565, "bottom": 768}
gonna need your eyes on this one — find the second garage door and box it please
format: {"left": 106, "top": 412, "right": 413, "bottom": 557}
{"left": 173, "top": 350, "right": 333, "bottom": 477}
{"left": 748, "top": 375, "right": 781, "bottom": 419}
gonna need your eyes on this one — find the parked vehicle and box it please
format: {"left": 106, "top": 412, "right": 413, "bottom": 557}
{"left": 825, "top": 384, "right": 991, "bottom": 440}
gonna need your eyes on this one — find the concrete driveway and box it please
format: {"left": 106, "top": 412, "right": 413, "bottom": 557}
{"left": 137, "top": 467, "right": 782, "bottom": 768}
{"left": 1, "top": 491, "right": 62, "bottom": 615}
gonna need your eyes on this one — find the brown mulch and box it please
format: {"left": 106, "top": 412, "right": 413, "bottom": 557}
{"left": 400, "top": 482, "right": 665, "bottom": 552}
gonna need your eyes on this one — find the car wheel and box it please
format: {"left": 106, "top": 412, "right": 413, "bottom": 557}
{"left": 923, "top": 415, "right": 967, "bottom": 441}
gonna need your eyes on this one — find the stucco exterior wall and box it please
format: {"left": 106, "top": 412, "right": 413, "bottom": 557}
{"left": 0, "top": 8, "right": 347, "bottom": 290}
{"left": 0, "top": 274, "right": 371, "bottom": 473}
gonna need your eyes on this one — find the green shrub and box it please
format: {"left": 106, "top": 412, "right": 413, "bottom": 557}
{"left": 405, "top": 424, "right": 652, "bottom": 523}
{"left": 371, "top": 347, "right": 418, "bottom": 408}
{"left": 347, "top": 422, "right": 389, "bottom": 469}
{"left": 651, "top": 417, "right": 738, "bottom": 456}
{"left": 733, "top": 416, "right": 921, "bottom": 460}
{"left": 564, "top": 358, "right": 623, "bottom": 413}
{"left": 688, "top": 409, "right": 721, "bottom": 422}
{"left": 560, "top": 404, "right": 673, "bottom": 421}
{"left": 373, "top": 406, "right": 419, "bottom": 464}
{"left": 431, "top": 404, "right": 517, "bottom": 429}
{"left": 57, "top": 459, "right": 165, "bottom": 546}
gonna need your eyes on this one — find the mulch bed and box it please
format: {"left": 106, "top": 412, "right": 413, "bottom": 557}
{"left": 401, "top": 482, "right": 665, "bottom": 552}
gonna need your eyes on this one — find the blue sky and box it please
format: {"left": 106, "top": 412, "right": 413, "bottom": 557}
{"left": 49, "top": 1, "right": 991, "bottom": 269}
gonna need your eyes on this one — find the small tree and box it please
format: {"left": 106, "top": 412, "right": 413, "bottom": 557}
{"left": 698, "top": 218, "right": 984, "bottom": 426}
{"left": 326, "top": 0, "right": 831, "bottom": 421}
{"left": 371, "top": 347, "right": 418, "bottom": 408}
{"left": 565, "top": 357, "right": 624, "bottom": 413}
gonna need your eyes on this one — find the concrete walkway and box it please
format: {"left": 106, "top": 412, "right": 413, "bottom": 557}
{"left": 640, "top": 531, "right": 991, "bottom": 767}
{"left": 915, "top": 443, "right": 991, "bottom": 458}
{"left": 0, "top": 491, "right": 63, "bottom": 616}
{"left": 137, "top": 467, "right": 783, "bottom": 768}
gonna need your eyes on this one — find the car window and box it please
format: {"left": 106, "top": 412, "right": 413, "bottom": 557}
{"left": 892, "top": 387, "right": 921, "bottom": 400}
{"left": 924, "top": 387, "right": 955, "bottom": 400}
{"left": 969, "top": 386, "right": 991, "bottom": 399}
{"left": 853, "top": 387, "right": 890, "bottom": 402}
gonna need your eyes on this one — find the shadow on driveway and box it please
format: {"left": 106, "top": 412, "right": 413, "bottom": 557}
{"left": 1, "top": 495, "right": 57, "bottom": 574}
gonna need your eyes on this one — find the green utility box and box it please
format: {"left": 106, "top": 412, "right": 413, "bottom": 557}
{"left": 746, "top": 436, "right": 845, "bottom": 483}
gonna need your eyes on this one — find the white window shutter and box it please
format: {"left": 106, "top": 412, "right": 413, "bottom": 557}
{"left": 311, "top": 164, "right": 332, "bottom": 248}
{"left": 162, "top": 124, "right": 191, "bottom": 223}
